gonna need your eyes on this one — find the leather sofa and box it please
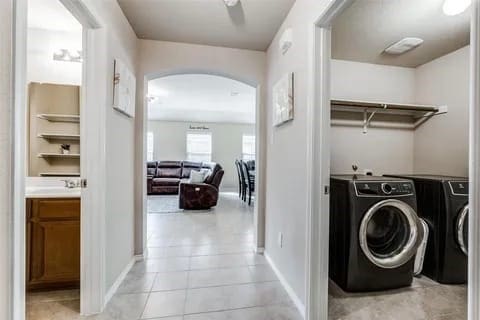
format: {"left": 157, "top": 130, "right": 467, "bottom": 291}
{"left": 147, "top": 160, "right": 224, "bottom": 209}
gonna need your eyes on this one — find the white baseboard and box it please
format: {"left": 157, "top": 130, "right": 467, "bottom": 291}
{"left": 104, "top": 257, "right": 135, "bottom": 306}
{"left": 254, "top": 247, "right": 265, "bottom": 254}
{"left": 264, "top": 252, "right": 306, "bottom": 319}
{"left": 135, "top": 249, "right": 147, "bottom": 262}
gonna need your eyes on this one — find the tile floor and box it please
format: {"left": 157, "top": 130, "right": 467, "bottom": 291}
{"left": 25, "top": 192, "right": 469, "bottom": 320}
{"left": 26, "top": 192, "right": 302, "bottom": 320}
{"left": 328, "top": 277, "right": 467, "bottom": 320}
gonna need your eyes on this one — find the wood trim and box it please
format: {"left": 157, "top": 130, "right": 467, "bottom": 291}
{"left": 469, "top": 1, "right": 480, "bottom": 319}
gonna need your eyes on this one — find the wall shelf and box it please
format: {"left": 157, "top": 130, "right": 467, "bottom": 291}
{"left": 38, "top": 153, "right": 80, "bottom": 159}
{"left": 39, "top": 172, "right": 81, "bottom": 177}
{"left": 37, "top": 114, "right": 80, "bottom": 123}
{"left": 38, "top": 133, "right": 80, "bottom": 141}
{"left": 331, "top": 99, "right": 448, "bottom": 133}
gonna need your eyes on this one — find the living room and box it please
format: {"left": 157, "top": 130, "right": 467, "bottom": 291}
{"left": 146, "top": 73, "right": 257, "bottom": 212}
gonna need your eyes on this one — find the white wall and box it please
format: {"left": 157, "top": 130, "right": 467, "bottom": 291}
{"left": 135, "top": 40, "right": 266, "bottom": 254}
{"left": 148, "top": 120, "right": 255, "bottom": 190}
{"left": 330, "top": 59, "right": 416, "bottom": 175}
{"left": 265, "top": 0, "right": 331, "bottom": 307}
{"left": 414, "top": 46, "right": 470, "bottom": 177}
{"left": 27, "top": 28, "right": 82, "bottom": 85}
{"left": 0, "top": 1, "right": 13, "bottom": 318}
{"left": 82, "top": 0, "right": 138, "bottom": 295}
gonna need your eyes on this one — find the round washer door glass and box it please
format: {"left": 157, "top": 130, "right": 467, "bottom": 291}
{"left": 359, "top": 199, "right": 423, "bottom": 269}
{"left": 456, "top": 205, "right": 468, "bottom": 256}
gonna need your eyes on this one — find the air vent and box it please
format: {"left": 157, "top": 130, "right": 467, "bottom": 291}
{"left": 384, "top": 38, "right": 424, "bottom": 55}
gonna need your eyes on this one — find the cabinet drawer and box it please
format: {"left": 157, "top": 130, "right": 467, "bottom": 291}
{"left": 31, "top": 198, "right": 80, "bottom": 220}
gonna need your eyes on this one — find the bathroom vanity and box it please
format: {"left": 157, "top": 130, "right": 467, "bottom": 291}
{"left": 25, "top": 178, "right": 81, "bottom": 291}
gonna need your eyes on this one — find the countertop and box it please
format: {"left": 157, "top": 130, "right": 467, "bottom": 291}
{"left": 25, "top": 177, "right": 81, "bottom": 198}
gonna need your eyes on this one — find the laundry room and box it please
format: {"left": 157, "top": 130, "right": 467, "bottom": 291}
{"left": 328, "top": 0, "right": 470, "bottom": 319}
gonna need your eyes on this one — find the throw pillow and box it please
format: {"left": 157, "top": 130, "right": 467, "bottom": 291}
{"left": 190, "top": 170, "right": 206, "bottom": 183}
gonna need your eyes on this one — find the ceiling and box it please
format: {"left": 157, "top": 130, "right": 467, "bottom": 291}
{"left": 117, "top": 0, "right": 296, "bottom": 51}
{"left": 148, "top": 74, "right": 256, "bottom": 124}
{"left": 332, "top": 0, "right": 470, "bottom": 68}
{"left": 28, "top": 0, "right": 82, "bottom": 32}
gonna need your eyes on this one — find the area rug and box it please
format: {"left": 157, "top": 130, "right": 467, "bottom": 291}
{"left": 148, "top": 195, "right": 183, "bottom": 214}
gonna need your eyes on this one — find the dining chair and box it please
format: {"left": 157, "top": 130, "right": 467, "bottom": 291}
{"left": 241, "top": 161, "right": 255, "bottom": 205}
{"left": 235, "top": 160, "right": 244, "bottom": 199}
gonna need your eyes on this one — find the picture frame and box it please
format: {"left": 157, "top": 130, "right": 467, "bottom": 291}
{"left": 273, "top": 72, "right": 294, "bottom": 126}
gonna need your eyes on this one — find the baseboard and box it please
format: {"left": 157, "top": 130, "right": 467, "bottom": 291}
{"left": 135, "top": 249, "right": 147, "bottom": 262}
{"left": 254, "top": 246, "right": 265, "bottom": 254}
{"left": 104, "top": 257, "right": 135, "bottom": 307}
{"left": 264, "top": 252, "right": 306, "bottom": 319}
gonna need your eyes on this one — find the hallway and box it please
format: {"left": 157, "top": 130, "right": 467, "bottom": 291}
{"left": 27, "top": 193, "right": 302, "bottom": 319}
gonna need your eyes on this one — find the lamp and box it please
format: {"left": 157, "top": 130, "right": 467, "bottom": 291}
{"left": 224, "top": 0, "right": 239, "bottom": 7}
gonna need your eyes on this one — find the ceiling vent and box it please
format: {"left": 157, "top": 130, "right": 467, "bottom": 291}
{"left": 384, "top": 38, "right": 424, "bottom": 55}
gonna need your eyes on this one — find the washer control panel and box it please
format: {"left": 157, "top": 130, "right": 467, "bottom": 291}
{"left": 355, "top": 181, "right": 414, "bottom": 197}
{"left": 449, "top": 181, "right": 469, "bottom": 196}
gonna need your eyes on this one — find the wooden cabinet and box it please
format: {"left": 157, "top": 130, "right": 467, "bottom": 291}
{"left": 26, "top": 198, "right": 80, "bottom": 291}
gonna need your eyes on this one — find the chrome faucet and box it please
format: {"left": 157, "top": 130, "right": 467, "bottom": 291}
{"left": 61, "top": 179, "right": 79, "bottom": 189}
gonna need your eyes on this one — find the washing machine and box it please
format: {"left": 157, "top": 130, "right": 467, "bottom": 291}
{"left": 329, "top": 175, "right": 424, "bottom": 292}
{"left": 384, "top": 175, "right": 468, "bottom": 284}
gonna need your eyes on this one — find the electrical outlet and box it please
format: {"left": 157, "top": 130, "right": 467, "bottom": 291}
{"left": 278, "top": 232, "right": 284, "bottom": 248}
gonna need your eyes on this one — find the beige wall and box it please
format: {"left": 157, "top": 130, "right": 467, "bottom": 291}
{"left": 0, "top": 0, "right": 13, "bottom": 318}
{"left": 135, "top": 40, "right": 266, "bottom": 255}
{"left": 82, "top": 0, "right": 138, "bottom": 292}
{"left": 265, "top": 0, "right": 332, "bottom": 306}
{"left": 148, "top": 120, "right": 255, "bottom": 190}
{"left": 330, "top": 59, "right": 417, "bottom": 175}
{"left": 414, "top": 46, "right": 470, "bottom": 177}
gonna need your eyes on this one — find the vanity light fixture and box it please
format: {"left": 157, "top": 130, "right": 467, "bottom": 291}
{"left": 224, "top": 0, "right": 239, "bottom": 7}
{"left": 53, "top": 49, "right": 83, "bottom": 63}
{"left": 384, "top": 37, "right": 424, "bottom": 55}
{"left": 443, "top": 0, "right": 471, "bottom": 16}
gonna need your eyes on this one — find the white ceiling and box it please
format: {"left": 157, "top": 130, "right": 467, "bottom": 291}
{"left": 117, "top": 0, "right": 296, "bottom": 51}
{"left": 28, "top": 0, "right": 82, "bottom": 32}
{"left": 332, "top": 0, "right": 470, "bottom": 68}
{"left": 148, "top": 74, "right": 256, "bottom": 124}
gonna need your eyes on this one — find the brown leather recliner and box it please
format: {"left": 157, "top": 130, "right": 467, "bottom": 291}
{"left": 147, "top": 161, "right": 158, "bottom": 194}
{"left": 179, "top": 162, "right": 224, "bottom": 210}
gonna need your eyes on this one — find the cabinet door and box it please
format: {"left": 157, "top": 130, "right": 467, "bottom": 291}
{"left": 27, "top": 199, "right": 80, "bottom": 290}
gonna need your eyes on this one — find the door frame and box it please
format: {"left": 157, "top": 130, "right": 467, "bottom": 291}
{"left": 305, "top": 0, "right": 480, "bottom": 319}
{"left": 12, "top": 0, "right": 104, "bottom": 318}
{"left": 138, "top": 69, "right": 266, "bottom": 255}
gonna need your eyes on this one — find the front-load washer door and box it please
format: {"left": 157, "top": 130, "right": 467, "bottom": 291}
{"left": 359, "top": 199, "right": 423, "bottom": 269}
{"left": 456, "top": 205, "right": 469, "bottom": 256}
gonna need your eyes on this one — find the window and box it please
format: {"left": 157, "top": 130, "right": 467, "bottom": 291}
{"left": 186, "top": 133, "right": 212, "bottom": 162}
{"left": 242, "top": 135, "right": 255, "bottom": 161}
{"left": 147, "top": 132, "right": 154, "bottom": 161}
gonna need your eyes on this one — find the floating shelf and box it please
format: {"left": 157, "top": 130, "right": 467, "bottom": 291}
{"left": 331, "top": 99, "right": 448, "bottom": 132}
{"left": 39, "top": 172, "right": 80, "bottom": 177}
{"left": 38, "top": 133, "right": 80, "bottom": 141}
{"left": 38, "top": 153, "right": 80, "bottom": 159}
{"left": 37, "top": 114, "right": 80, "bottom": 123}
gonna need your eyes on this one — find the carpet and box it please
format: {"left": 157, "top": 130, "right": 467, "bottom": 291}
{"left": 148, "top": 195, "right": 183, "bottom": 214}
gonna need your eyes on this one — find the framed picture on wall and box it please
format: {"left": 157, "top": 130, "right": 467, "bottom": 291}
{"left": 273, "top": 72, "right": 294, "bottom": 126}
{"left": 113, "top": 58, "right": 136, "bottom": 118}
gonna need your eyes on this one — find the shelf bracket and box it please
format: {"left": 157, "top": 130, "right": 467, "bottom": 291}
{"left": 363, "top": 104, "right": 387, "bottom": 134}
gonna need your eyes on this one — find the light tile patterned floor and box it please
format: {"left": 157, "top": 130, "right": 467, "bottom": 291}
{"left": 26, "top": 192, "right": 302, "bottom": 320}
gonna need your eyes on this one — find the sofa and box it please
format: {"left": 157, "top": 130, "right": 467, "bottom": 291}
{"left": 147, "top": 160, "right": 224, "bottom": 210}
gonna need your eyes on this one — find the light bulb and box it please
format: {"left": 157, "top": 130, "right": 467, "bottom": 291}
{"left": 443, "top": 0, "right": 472, "bottom": 16}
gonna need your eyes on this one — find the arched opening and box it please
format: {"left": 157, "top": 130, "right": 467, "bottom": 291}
{"left": 136, "top": 70, "right": 265, "bottom": 260}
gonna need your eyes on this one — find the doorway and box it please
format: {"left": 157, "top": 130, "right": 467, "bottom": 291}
{"left": 306, "top": 0, "right": 480, "bottom": 319}
{"left": 13, "top": 0, "right": 104, "bottom": 319}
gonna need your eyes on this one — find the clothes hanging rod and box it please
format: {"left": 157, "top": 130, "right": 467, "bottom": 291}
{"left": 331, "top": 99, "right": 440, "bottom": 113}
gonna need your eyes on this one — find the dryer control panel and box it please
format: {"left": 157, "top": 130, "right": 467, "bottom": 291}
{"left": 354, "top": 181, "right": 414, "bottom": 197}
{"left": 449, "top": 181, "right": 469, "bottom": 196}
